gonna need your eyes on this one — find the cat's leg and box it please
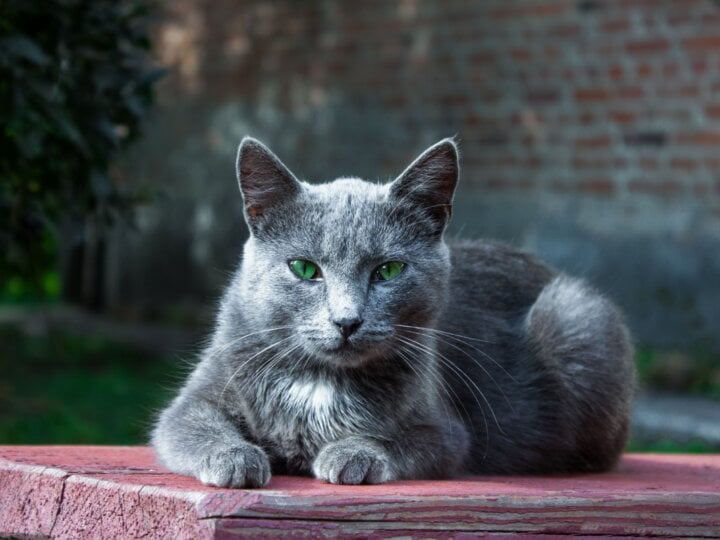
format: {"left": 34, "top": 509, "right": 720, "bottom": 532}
{"left": 312, "top": 419, "right": 469, "bottom": 484}
{"left": 152, "top": 391, "right": 271, "bottom": 488}
{"left": 525, "top": 275, "right": 635, "bottom": 471}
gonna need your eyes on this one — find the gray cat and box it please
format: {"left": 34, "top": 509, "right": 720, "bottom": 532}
{"left": 152, "top": 137, "right": 635, "bottom": 487}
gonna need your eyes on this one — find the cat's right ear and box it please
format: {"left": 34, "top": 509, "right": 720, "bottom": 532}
{"left": 236, "top": 137, "right": 302, "bottom": 231}
{"left": 389, "top": 138, "right": 459, "bottom": 235}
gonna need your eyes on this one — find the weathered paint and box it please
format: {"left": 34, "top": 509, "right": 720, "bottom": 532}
{"left": 1, "top": 446, "right": 719, "bottom": 538}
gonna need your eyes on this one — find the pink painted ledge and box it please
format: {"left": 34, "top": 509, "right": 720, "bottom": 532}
{"left": 1, "top": 447, "right": 719, "bottom": 539}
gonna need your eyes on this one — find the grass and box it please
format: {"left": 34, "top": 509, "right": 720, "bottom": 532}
{"left": 0, "top": 325, "right": 180, "bottom": 444}
{"left": 636, "top": 346, "right": 720, "bottom": 400}
{"left": 626, "top": 438, "right": 714, "bottom": 454}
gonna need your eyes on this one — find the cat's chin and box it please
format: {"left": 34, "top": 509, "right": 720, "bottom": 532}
{"left": 310, "top": 342, "right": 381, "bottom": 369}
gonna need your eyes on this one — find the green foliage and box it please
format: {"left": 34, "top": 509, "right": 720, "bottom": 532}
{"left": 0, "top": 0, "right": 162, "bottom": 298}
{"left": 0, "top": 325, "right": 177, "bottom": 444}
{"left": 626, "top": 438, "right": 714, "bottom": 454}
{"left": 636, "top": 346, "right": 720, "bottom": 400}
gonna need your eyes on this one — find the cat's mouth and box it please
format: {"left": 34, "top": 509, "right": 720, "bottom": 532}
{"left": 311, "top": 337, "right": 380, "bottom": 367}
{"left": 319, "top": 338, "right": 356, "bottom": 355}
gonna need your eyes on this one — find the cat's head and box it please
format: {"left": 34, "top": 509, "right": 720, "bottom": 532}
{"left": 233, "top": 137, "right": 459, "bottom": 368}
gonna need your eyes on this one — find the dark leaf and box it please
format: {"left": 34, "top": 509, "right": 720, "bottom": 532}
{"left": 0, "top": 36, "right": 50, "bottom": 65}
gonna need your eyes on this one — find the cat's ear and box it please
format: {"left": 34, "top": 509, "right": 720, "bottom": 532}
{"left": 389, "top": 138, "right": 459, "bottom": 233}
{"left": 236, "top": 137, "right": 302, "bottom": 228}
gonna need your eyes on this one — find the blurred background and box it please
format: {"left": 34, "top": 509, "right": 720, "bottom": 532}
{"left": 1, "top": 0, "right": 718, "bottom": 450}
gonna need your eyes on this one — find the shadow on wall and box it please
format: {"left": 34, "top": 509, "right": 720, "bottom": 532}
{"left": 109, "top": 0, "right": 720, "bottom": 351}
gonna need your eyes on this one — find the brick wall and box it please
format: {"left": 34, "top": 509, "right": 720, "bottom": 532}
{"left": 116, "top": 0, "right": 720, "bottom": 349}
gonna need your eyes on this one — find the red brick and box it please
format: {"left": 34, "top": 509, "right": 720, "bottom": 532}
{"left": 575, "top": 88, "right": 610, "bottom": 102}
{"left": 576, "top": 135, "right": 613, "bottom": 149}
{"left": 707, "top": 105, "right": 720, "bottom": 119}
{"left": 615, "top": 86, "right": 645, "bottom": 100}
{"left": 663, "top": 62, "right": 681, "bottom": 78}
{"left": 475, "top": 89, "right": 502, "bottom": 103}
{"left": 527, "top": 156, "right": 543, "bottom": 167}
{"left": 610, "top": 111, "right": 637, "bottom": 125}
{"left": 552, "top": 179, "right": 616, "bottom": 195}
{"left": 706, "top": 158, "right": 720, "bottom": 171}
{"left": 511, "top": 48, "right": 532, "bottom": 61}
{"left": 602, "top": 19, "right": 630, "bottom": 33}
{"left": 491, "top": 4, "right": 571, "bottom": 19}
{"left": 526, "top": 88, "right": 561, "bottom": 104}
{"left": 614, "top": 157, "right": 629, "bottom": 169}
{"left": 384, "top": 96, "right": 408, "bottom": 108}
{"left": 608, "top": 65, "right": 624, "bottom": 80}
{"left": 544, "top": 46, "right": 561, "bottom": 60}
{"left": 670, "top": 158, "right": 698, "bottom": 171}
{"left": 636, "top": 63, "right": 653, "bottom": 78}
{"left": 463, "top": 114, "right": 485, "bottom": 127}
{"left": 639, "top": 157, "right": 660, "bottom": 170}
{"left": 572, "top": 158, "right": 613, "bottom": 169}
{"left": 626, "top": 39, "right": 670, "bottom": 55}
{"left": 483, "top": 178, "right": 535, "bottom": 191}
{"left": 553, "top": 23, "right": 582, "bottom": 38}
{"left": 677, "top": 132, "right": 720, "bottom": 146}
{"left": 580, "top": 179, "right": 615, "bottom": 195}
{"left": 658, "top": 85, "right": 701, "bottom": 99}
{"left": 438, "top": 93, "right": 469, "bottom": 106}
{"left": 579, "top": 112, "right": 595, "bottom": 125}
{"left": 470, "top": 51, "right": 496, "bottom": 65}
{"left": 629, "top": 179, "right": 684, "bottom": 196}
{"left": 692, "top": 59, "right": 709, "bottom": 75}
{"left": 668, "top": 13, "right": 692, "bottom": 27}
{"left": 529, "top": 3, "right": 571, "bottom": 17}
{"left": 684, "top": 35, "right": 720, "bottom": 51}
{"left": 598, "top": 43, "right": 619, "bottom": 56}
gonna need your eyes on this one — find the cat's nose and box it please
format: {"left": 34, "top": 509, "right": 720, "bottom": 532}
{"left": 333, "top": 317, "right": 363, "bottom": 339}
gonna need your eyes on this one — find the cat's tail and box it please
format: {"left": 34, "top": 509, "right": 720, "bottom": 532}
{"left": 524, "top": 275, "right": 636, "bottom": 471}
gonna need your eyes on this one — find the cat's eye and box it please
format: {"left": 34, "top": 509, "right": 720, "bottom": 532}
{"left": 289, "top": 259, "right": 322, "bottom": 280}
{"left": 374, "top": 261, "right": 406, "bottom": 281}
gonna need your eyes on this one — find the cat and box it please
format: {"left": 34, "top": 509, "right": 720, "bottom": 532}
{"left": 152, "top": 137, "right": 635, "bottom": 488}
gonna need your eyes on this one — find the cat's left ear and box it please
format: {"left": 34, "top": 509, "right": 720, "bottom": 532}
{"left": 236, "top": 137, "right": 303, "bottom": 229}
{"left": 389, "top": 138, "right": 459, "bottom": 233}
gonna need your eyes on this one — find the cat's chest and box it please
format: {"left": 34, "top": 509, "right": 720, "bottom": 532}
{"left": 248, "top": 376, "right": 373, "bottom": 455}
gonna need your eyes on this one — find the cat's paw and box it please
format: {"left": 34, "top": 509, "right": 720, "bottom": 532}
{"left": 312, "top": 437, "right": 398, "bottom": 485}
{"left": 197, "top": 444, "right": 271, "bottom": 488}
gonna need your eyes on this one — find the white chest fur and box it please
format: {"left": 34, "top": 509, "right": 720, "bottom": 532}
{"left": 252, "top": 375, "right": 372, "bottom": 453}
{"left": 285, "top": 380, "right": 336, "bottom": 413}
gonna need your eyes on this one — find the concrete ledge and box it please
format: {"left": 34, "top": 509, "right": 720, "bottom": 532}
{"left": 1, "top": 447, "right": 719, "bottom": 538}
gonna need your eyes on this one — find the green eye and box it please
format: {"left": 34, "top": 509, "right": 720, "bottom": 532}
{"left": 374, "top": 261, "right": 405, "bottom": 281}
{"left": 289, "top": 259, "right": 321, "bottom": 280}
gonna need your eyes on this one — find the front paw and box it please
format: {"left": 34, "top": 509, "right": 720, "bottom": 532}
{"left": 312, "top": 437, "right": 398, "bottom": 485}
{"left": 197, "top": 444, "right": 271, "bottom": 488}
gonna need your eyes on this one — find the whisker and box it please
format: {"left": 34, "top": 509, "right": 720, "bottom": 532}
{"left": 250, "top": 342, "right": 304, "bottom": 387}
{"left": 395, "top": 346, "right": 470, "bottom": 429}
{"left": 204, "top": 325, "right": 294, "bottom": 364}
{"left": 395, "top": 324, "right": 515, "bottom": 382}
{"left": 218, "top": 335, "right": 295, "bottom": 403}
{"left": 399, "top": 327, "right": 515, "bottom": 414}
{"left": 395, "top": 323, "right": 496, "bottom": 344}
{"left": 395, "top": 348, "right": 449, "bottom": 425}
{"left": 397, "top": 335, "right": 496, "bottom": 452}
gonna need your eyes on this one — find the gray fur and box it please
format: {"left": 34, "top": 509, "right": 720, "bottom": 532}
{"left": 152, "top": 137, "right": 635, "bottom": 486}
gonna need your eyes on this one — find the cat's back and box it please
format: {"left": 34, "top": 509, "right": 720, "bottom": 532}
{"left": 446, "top": 239, "right": 555, "bottom": 316}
